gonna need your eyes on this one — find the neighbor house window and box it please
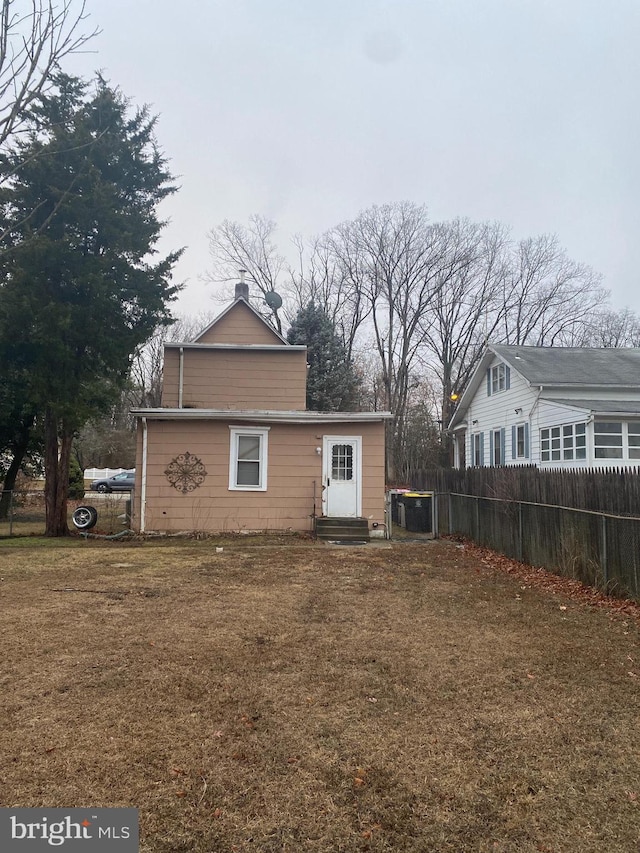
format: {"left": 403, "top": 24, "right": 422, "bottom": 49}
{"left": 512, "top": 423, "right": 529, "bottom": 459}
{"left": 229, "top": 427, "right": 269, "bottom": 490}
{"left": 471, "top": 432, "right": 484, "bottom": 466}
{"left": 492, "top": 364, "right": 505, "bottom": 393}
{"left": 486, "top": 364, "right": 511, "bottom": 398}
{"left": 594, "top": 422, "right": 622, "bottom": 459}
{"left": 540, "top": 423, "right": 586, "bottom": 462}
{"left": 490, "top": 428, "right": 504, "bottom": 466}
{"left": 629, "top": 421, "right": 640, "bottom": 459}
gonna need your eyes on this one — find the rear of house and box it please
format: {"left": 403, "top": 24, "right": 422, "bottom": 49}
{"left": 131, "top": 286, "right": 391, "bottom": 535}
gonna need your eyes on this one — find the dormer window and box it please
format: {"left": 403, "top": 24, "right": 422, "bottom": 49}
{"left": 486, "top": 362, "right": 510, "bottom": 396}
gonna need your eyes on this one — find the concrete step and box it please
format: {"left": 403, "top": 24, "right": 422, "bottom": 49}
{"left": 315, "top": 517, "right": 370, "bottom": 542}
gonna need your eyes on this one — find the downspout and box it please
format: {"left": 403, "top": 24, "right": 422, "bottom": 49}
{"left": 528, "top": 386, "right": 543, "bottom": 420}
{"left": 178, "top": 347, "right": 184, "bottom": 408}
{"left": 528, "top": 386, "right": 543, "bottom": 455}
{"left": 140, "top": 417, "right": 148, "bottom": 533}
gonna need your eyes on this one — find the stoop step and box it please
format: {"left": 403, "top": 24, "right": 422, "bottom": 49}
{"left": 315, "top": 516, "right": 370, "bottom": 542}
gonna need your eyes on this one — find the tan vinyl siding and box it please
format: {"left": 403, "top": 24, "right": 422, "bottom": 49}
{"left": 161, "top": 348, "right": 180, "bottom": 407}
{"left": 131, "top": 420, "right": 386, "bottom": 534}
{"left": 161, "top": 348, "right": 307, "bottom": 410}
{"left": 196, "top": 302, "right": 283, "bottom": 344}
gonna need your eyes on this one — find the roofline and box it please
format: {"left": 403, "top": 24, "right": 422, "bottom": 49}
{"left": 590, "top": 410, "right": 640, "bottom": 417}
{"left": 131, "top": 408, "right": 393, "bottom": 424}
{"left": 165, "top": 342, "right": 306, "bottom": 352}
{"left": 192, "top": 297, "right": 288, "bottom": 344}
{"left": 448, "top": 343, "right": 640, "bottom": 430}
{"left": 540, "top": 383, "right": 640, "bottom": 390}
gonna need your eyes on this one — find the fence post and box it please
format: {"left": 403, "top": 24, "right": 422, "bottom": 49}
{"left": 8, "top": 490, "right": 13, "bottom": 537}
{"left": 518, "top": 502, "right": 523, "bottom": 562}
{"left": 600, "top": 514, "right": 608, "bottom": 589}
{"left": 474, "top": 496, "right": 480, "bottom": 541}
{"left": 448, "top": 493, "right": 453, "bottom": 534}
{"left": 433, "top": 492, "right": 439, "bottom": 538}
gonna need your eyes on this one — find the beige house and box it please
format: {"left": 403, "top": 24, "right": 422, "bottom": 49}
{"left": 130, "top": 284, "right": 392, "bottom": 536}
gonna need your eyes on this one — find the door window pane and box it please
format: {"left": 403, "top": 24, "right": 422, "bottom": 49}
{"left": 332, "top": 444, "right": 353, "bottom": 480}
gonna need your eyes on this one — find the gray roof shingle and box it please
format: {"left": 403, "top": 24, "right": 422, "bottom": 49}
{"left": 492, "top": 345, "right": 640, "bottom": 386}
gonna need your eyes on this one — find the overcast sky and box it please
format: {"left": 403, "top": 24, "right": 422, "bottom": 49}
{"left": 67, "top": 0, "right": 640, "bottom": 317}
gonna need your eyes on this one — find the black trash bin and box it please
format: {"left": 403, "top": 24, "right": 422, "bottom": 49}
{"left": 402, "top": 492, "right": 433, "bottom": 533}
{"left": 388, "top": 489, "right": 410, "bottom": 525}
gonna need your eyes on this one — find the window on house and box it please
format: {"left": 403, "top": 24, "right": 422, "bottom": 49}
{"left": 491, "top": 364, "right": 506, "bottom": 394}
{"left": 540, "top": 423, "right": 586, "bottom": 462}
{"left": 229, "top": 427, "right": 269, "bottom": 490}
{"left": 331, "top": 444, "right": 353, "bottom": 481}
{"left": 511, "top": 423, "right": 530, "bottom": 460}
{"left": 472, "top": 432, "right": 484, "bottom": 466}
{"left": 594, "top": 422, "right": 622, "bottom": 459}
{"left": 492, "top": 429, "right": 503, "bottom": 466}
{"left": 629, "top": 422, "right": 640, "bottom": 459}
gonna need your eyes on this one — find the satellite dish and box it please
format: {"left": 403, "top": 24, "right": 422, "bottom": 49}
{"left": 265, "top": 290, "right": 283, "bottom": 311}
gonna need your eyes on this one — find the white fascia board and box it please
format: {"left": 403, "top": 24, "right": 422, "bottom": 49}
{"left": 164, "top": 342, "right": 306, "bottom": 352}
{"left": 130, "top": 408, "right": 393, "bottom": 424}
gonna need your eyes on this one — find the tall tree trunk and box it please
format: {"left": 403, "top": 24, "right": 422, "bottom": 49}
{"left": 0, "top": 447, "right": 25, "bottom": 520}
{"left": 44, "top": 408, "right": 72, "bottom": 537}
{"left": 0, "top": 416, "right": 33, "bottom": 519}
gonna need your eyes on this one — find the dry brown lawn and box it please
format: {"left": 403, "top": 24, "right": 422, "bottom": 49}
{"left": 0, "top": 535, "right": 639, "bottom": 852}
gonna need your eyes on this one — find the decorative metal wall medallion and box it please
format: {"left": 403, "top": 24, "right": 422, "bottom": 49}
{"left": 165, "top": 452, "right": 207, "bottom": 494}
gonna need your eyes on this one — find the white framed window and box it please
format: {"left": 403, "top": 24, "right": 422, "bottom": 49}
{"left": 512, "top": 423, "right": 529, "bottom": 460}
{"left": 471, "top": 432, "right": 484, "bottom": 466}
{"left": 486, "top": 363, "right": 510, "bottom": 396}
{"left": 594, "top": 421, "right": 622, "bottom": 459}
{"left": 229, "top": 426, "right": 269, "bottom": 490}
{"left": 541, "top": 423, "right": 586, "bottom": 462}
{"left": 491, "top": 364, "right": 505, "bottom": 393}
{"left": 629, "top": 421, "right": 640, "bottom": 459}
{"left": 490, "top": 428, "right": 504, "bottom": 466}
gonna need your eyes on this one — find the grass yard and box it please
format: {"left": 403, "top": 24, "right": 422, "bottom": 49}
{"left": 0, "top": 535, "right": 638, "bottom": 852}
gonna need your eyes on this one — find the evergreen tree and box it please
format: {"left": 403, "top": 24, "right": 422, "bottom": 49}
{"left": 68, "top": 456, "right": 85, "bottom": 500}
{"left": 0, "top": 73, "right": 182, "bottom": 535}
{"left": 287, "top": 302, "right": 361, "bottom": 412}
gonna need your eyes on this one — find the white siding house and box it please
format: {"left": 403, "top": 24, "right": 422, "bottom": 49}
{"left": 449, "top": 345, "right": 640, "bottom": 469}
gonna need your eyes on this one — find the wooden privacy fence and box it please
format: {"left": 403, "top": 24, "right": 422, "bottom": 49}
{"left": 442, "top": 493, "right": 640, "bottom": 600}
{"left": 412, "top": 466, "right": 640, "bottom": 518}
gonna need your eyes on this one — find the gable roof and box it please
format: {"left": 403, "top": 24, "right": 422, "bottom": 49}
{"left": 491, "top": 344, "right": 640, "bottom": 387}
{"left": 449, "top": 344, "right": 640, "bottom": 429}
{"left": 192, "top": 296, "right": 287, "bottom": 345}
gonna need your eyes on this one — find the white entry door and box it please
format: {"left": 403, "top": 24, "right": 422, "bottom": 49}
{"left": 323, "top": 436, "right": 361, "bottom": 517}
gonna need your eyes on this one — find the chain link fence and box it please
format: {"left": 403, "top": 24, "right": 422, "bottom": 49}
{"left": 444, "top": 493, "right": 640, "bottom": 600}
{"left": 0, "top": 490, "right": 131, "bottom": 537}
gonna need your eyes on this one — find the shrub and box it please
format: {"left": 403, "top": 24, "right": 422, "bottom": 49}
{"left": 68, "top": 457, "right": 85, "bottom": 499}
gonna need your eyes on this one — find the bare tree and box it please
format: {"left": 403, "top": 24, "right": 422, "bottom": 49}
{"left": 327, "top": 202, "right": 470, "bottom": 480}
{"left": 416, "top": 219, "right": 510, "bottom": 434}
{"left": 0, "top": 0, "right": 98, "bottom": 153}
{"left": 205, "top": 214, "right": 286, "bottom": 333}
{"left": 289, "top": 232, "right": 371, "bottom": 362}
{"left": 498, "top": 234, "right": 606, "bottom": 346}
{"left": 128, "top": 312, "right": 217, "bottom": 409}
{"left": 578, "top": 307, "right": 640, "bottom": 348}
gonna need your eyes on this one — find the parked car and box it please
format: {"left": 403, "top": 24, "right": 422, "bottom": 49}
{"left": 90, "top": 471, "right": 135, "bottom": 493}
